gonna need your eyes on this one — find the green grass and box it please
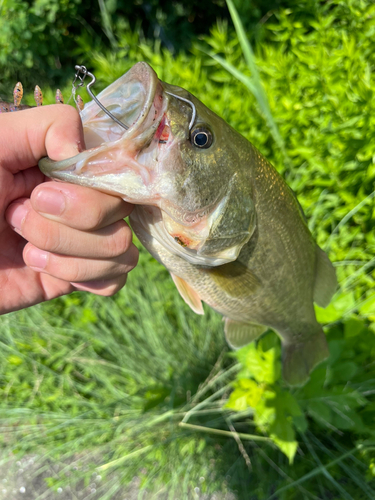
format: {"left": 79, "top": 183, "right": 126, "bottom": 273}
{"left": 0, "top": 242, "right": 230, "bottom": 497}
{"left": 1, "top": 0, "right": 375, "bottom": 498}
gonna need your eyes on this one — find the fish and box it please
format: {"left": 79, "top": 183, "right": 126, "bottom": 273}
{"left": 37, "top": 62, "right": 337, "bottom": 386}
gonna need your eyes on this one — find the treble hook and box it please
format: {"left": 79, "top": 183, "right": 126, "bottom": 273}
{"left": 74, "top": 65, "right": 129, "bottom": 130}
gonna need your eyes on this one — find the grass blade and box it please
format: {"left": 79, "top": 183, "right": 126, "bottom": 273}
{"left": 179, "top": 422, "right": 272, "bottom": 442}
{"left": 224, "top": 0, "right": 288, "bottom": 161}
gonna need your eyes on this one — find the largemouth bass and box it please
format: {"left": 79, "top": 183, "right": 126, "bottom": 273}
{"left": 37, "top": 62, "right": 337, "bottom": 385}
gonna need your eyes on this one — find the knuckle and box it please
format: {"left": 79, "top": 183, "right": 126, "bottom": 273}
{"left": 130, "top": 245, "right": 140, "bottom": 268}
{"left": 120, "top": 243, "right": 139, "bottom": 272}
{"left": 99, "top": 277, "right": 128, "bottom": 297}
{"left": 56, "top": 104, "right": 80, "bottom": 123}
{"left": 23, "top": 213, "right": 55, "bottom": 251}
{"left": 67, "top": 263, "right": 89, "bottom": 283}
{"left": 104, "top": 222, "right": 133, "bottom": 257}
{"left": 91, "top": 203, "right": 106, "bottom": 229}
{"left": 38, "top": 229, "right": 58, "bottom": 252}
{"left": 80, "top": 201, "right": 107, "bottom": 231}
{"left": 34, "top": 223, "right": 69, "bottom": 254}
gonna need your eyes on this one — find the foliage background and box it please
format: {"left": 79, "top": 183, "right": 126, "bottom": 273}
{"left": 1, "top": 0, "right": 375, "bottom": 499}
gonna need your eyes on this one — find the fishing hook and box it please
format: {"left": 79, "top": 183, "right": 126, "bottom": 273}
{"left": 73, "top": 65, "right": 129, "bottom": 130}
{"left": 165, "top": 91, "right": 196, "bottom": 130}
{"left": 73, "top": 66, "right": 197, "bottom": 132}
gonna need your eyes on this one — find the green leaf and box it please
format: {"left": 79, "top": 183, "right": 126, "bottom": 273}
{"left": 240, "top": 344, "right": 281, "bottom": 385}
{"left": 226, "top": 387, "right": 253, "bottom": 412}
{"left": 307, "top": 401, "right": 333, "bottom": 425}
{"left": 227, "top": 379, "right": 264, "bottom": 412}
{"left": 315, "top": 293, "right": 356, "bottom": 323}
{"left": 359, "top": 294, "right": 375, "bottom": 317}
{"left": 293, "top": 415, "right": 308, "bottom": 433}
{"left": 254, "top": 387, "right": 302, "bottom": 462}
{"left": 332, "top": 408, "right": 364, "bottom": 431}
{"left": 344, "top": 317, "right": 366, "bottom": 338}
{"left": 269, "top": 418, "right": 298, "bottom": 464}
{"left": 254, "top": 389, "right": 277, "bottom": 427}
{"left": 329, "top": 361, "right": 358, "bottom": 382}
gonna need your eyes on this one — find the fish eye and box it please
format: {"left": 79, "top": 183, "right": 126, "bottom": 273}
{"left": 191, "top": 127, "right": 213, "bottom": 149}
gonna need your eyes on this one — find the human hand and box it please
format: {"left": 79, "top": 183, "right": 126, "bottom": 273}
{"left": 1, "top": 105, "right": 138, "bottom": 315}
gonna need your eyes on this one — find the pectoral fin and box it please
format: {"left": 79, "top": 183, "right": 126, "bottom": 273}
{"left": 314, "top": 247, "right": 337, "bottom": 308}
{"left": 224, "top": 318, "right": 267, "bottom": 349}
{"left": 207, "top": 261, "right": 260, "bottom": 299}
{"left": 170, "top": 273, "right": 204, "bottom": 315}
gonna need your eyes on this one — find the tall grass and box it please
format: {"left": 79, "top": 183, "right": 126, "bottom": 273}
{"left": 204, "top": 0, "right": 288, "bottom": 165}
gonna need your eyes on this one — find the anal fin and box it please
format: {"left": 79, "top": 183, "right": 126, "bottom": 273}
{"left": 224, "top": 318, "right": 267, "bottom": 349}
{"left": 170, "top": 273, "right": 204, "bottom": 315}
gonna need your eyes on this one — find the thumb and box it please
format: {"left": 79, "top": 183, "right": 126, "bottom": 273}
{"left": 0, "top": 104, "right": 85, "bottom": 174}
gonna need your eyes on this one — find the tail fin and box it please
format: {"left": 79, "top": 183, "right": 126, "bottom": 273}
{"left": 282, "top": 327, "right": 329, "bottom": 386}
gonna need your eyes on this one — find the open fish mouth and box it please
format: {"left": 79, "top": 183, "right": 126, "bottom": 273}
{"left": 39, "top": 62, "right": 166, "bottom": 199}
{"left": 38, "top": 62, "right": 249, "bottom": 267}
{"left": 80, "top": 62, "right": 164, "bottom": 148}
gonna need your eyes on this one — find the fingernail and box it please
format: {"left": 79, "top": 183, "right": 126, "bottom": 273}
{"left": 25, "top": 247, "right": 49, "bottom": 270}
{"left": 35, "top": 188, "right": 65, "bottom": 216}
{"left": 7, "top": 203, "right": 28, "bottom": 232}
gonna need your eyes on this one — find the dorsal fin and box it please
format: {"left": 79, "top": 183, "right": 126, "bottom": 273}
{"left": 170, "top": 273, "right": 204, "bottom": 315}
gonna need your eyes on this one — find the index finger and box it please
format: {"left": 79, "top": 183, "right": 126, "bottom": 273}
{"left": 0, "top": 104, "right": 85, "bottom": 173}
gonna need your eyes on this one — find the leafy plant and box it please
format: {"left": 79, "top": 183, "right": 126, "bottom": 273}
{"left": 226, "top": 338, "right": 301, "bottom": 463}
{"left": 214, "top": 2, "right": 375, "bottom": 492}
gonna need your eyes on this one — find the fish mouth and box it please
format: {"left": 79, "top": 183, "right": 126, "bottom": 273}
{"left": 80, "top": 62, "right": 164, "bottom": 148}
{"left": 39, "top": 62, "right": 166, "bottom": 196}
